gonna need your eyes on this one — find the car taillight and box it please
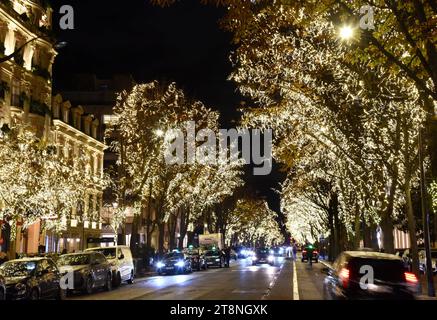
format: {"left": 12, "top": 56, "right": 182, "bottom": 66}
{"left": 339, "top": 268, "right": 350, "bottom": 288}
{"left": 314, "top": 251, "right": 318, "bottom": 254}
{"left": 302, "top": 250, "right": 307, "bottom": 253}
{"left": 404, "top": 272, "right": 418, "bottom": 284}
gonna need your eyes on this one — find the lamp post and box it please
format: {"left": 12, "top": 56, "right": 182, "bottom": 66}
{"left": 0, "top": 36, "right": 66, "bottom": 64}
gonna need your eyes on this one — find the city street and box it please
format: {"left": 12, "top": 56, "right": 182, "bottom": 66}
{"left": 67, "top": 257, "right": 289, "bottom": 300}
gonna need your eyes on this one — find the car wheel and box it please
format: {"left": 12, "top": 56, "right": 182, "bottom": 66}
{"left": 127, "top": 271, "right": 134, "bottom": 284}
{"left": 114, "top": 272, "right": 122, "bottom": 287}
{"left": 84, "top": 276, "right": 93, "bottom": 295}
{"left": 29, "top": 288, "right": 39, "bottom": 300}
{"left": 105, "top": 273, "right": 112, "bottom": 291}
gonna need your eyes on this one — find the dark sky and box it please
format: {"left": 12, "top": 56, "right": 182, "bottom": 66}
{"left": 51, "top": 0, "right": 286, "bottom": 224}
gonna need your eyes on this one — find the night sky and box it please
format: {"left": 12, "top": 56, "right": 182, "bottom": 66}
{"left": 51, "top": 0, "right": 286, "bottom": 226}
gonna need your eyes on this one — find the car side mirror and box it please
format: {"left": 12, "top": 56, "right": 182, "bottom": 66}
{"left": 118, "top": 254, "right": 125, "bottom": 260}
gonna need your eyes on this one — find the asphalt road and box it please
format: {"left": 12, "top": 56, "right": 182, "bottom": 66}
{"left": 67, "top": 257, "right": 287, "bottom": 300}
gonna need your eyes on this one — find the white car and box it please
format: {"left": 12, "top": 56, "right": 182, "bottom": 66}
{"left": 86, "top": 246, "right": 135, "bottom": 286}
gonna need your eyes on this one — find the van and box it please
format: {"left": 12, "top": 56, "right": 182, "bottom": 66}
{"left": 85, "top": 245, "right": 134, "bottom": 286}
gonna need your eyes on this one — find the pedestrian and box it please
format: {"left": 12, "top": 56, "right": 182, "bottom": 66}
{"left": 61, "top": 248, "right": 67, "bottom": 255}
{"left": 224, "top": 246, "right": 231, "bottom": 267}
{"left": 292, "top": 244, "right": 297, "bottom": 261}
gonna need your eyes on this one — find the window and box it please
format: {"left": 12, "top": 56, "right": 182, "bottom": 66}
{"left": 103, "top": 115, "right": 119, "bottom": 125}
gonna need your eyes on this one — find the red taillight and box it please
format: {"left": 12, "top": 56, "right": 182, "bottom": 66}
{"left": 405, "top": 272, "right": 418, "bottom": 284}
{"left": 339, "top": 268, "right": 350, "bottom": 288}
{"left": 302, "top": 250, "right": 307, "bottom": 253}
{"left": 314, "top": 251, "right": 318, "bottom": 254}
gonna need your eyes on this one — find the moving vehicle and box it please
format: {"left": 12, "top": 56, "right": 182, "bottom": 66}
{"left": 57, "top": 252, "right": 112, "bottom": 294}
{"left": 302, "top": 246, "right": 319, "bottom": 263}
{"left": 418, "top": 249, "right": 437, "bottom": 274}
{"left": 230, "top": 249, "right": 238, "bottom": 261}
{"left": 322, "top": 251, "right": 418, "bottom": 300}
{"left": 204, "top": 250, "right": 224, "bottom": 268}
{"left": 252, "top": 247, "right": 274, "bottom": 266}
{"left": 199, "top": 233, "right": 223, "bottom": 250}
{"left": 85, "top": 246, "right": 134, "bottom": 286}
{"left": 156, "top": 251, "right": 192, "bottom": 275}
{"left": 0, "top": 257, "right": 66, "bottom": 300}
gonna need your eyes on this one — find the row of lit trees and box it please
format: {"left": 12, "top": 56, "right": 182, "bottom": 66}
{"left": 107, "top": 81, "right": 245, "bottom": 255}
{"left": 0, "top": 122, "right": 108, "bottom": 254}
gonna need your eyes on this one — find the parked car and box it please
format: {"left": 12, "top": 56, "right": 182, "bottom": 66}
{"left": 252, "top": 247, "right": 274, "bottom": 266}
{"left": 85, "top": 246, "right": 134, "bottom": 286}
{"left": 184, "top": 249, "right": 207, "bottom": 271}
{"left": 301, "top": 246, "right": 319, "bottom": 263}
{"left": 57, "top": 252, "right": 112, "bottom": 294}
{"left": 0, "top": 257, "right": 66, "bottom": 300}
{"left": 156, "top": 251, "right": 192, "bottom": 275}
{"left": 204, "top": 250, "right": 225, "bottom": 268}
{"left": 418, "top": 249, "right": 437, "bottom": 274}
{"left": 0, "top": 274, "right": 5, "bottom": 300}
{"left": 322, "top": 251, "right": 418, "bottom": 300}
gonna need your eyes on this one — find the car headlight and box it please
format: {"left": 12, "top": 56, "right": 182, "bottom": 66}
{"left": 215, "top": 258, "right": 220, "bottom": 262}
{"left": 156, "top": 262, "right": 165, "bottom": 268}
{"left": 270, "top": 250, "right": 274, "bottom": 254}
{"left": 175, "top": 260, "right": 185, "bottom": 267}
{"left": 252, "top": 256, "right": 257, "bottom": 261}
{"left": 268, "top": 255, "right": 274, "bottom": 262}
{"left": 15, "top": 283, "right": 27, "bottom": 295}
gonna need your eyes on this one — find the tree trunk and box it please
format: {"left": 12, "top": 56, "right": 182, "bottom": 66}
{"left": 380, "top": 213, "right": 394, "bottom": 253}
{"left": 158, "top": 222, "right": 165, "bottom": 254}
{"left": 405, "top": 182, "right": 420, "bottom": 278}
{"left": 353, "top": 206, "right": 361, "bottom": 249}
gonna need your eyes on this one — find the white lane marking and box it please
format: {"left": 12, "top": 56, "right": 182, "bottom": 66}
{"left": 293, "top": 261, "right": 299, "bottom": 300}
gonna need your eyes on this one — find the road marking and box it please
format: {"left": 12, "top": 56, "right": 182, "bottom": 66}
{"left": 293, "top": 261, "right": 299, "bottom": 300}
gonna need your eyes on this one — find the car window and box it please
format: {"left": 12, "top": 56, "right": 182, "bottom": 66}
{"left": 94, "top": 253, "right": 106, "bottom": 264}
{"left": 37, "top": 259, "right": 50, "bottom": 274}
{"left": 46, "top": 259, "right": 58, "bottom": 272}
{"left": 0, "top": 261, "right": 37, "bottom": 277}
{"left": 348, "top": 258, "right": 405, "bottom": 282}
{"left": 57, "top": 254, "right": 91, "bottom": 266}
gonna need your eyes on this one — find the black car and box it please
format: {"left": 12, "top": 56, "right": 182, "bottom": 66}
{"left": 156, "top": 252, "right": 192, "bottom": 275}
{"left": 252, "top": 248, "right": 274, "bottom": 266}
{"left": 0, "top": 257, "right": 66, "bottom": 300}
{"left": 322, "top": 251, "right": 418, "bottom": 300}
{"left": 185, "top": 250, "right": 207, "bottom": 271}
{"left": 301, "top": 246, "right": 319, "bottom": 263}
{"left": 0, "top": 274, "right": 5, "bottom": 300}
{"left": 57, "top": 252, "right": 112, "bottom": 294}
{"left": 204, "top": 250, "right": 224, "bottom": 268}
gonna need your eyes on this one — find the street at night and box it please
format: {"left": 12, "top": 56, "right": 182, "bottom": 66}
{"left": 1, "top": 0, "right": 437, "bottom": 316}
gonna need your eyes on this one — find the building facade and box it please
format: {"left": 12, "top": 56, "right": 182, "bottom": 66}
{"left": 0, "top": 1, "right": 105, "bottom": 256}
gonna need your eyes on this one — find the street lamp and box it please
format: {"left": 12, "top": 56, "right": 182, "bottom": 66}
{"left": 339, "top": 25, "right": 354, "bottom": 41}
{"left": 0, "top": 36, "right": 67, "bottom": 64}
{"left": 155, "top": 129, "right": 164, "bottom": 137}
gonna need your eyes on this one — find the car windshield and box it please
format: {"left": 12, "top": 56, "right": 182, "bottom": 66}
{"left": 90, "top": 248, "right": 116, "bottom": 259}
{"left": 205, "top": 251, "right": 219, "bottom": 256}
{"left": 0, "top": 261, "right": 37, "bottom": 277}
{"left": 257, "top": 249, "right": 269, "bottom": 254}
{"left": 165, "top": 252, "right": 183, "bottom": 259}
{"left": 349, "top": 258, "right": 406, "bottom": 282}
{"left": 57, "top": 254, "right": 90, "bottom": 266}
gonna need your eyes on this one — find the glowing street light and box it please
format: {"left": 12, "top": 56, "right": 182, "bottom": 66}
{"left": 155, "top": 129, "right": 165, "bottom": 137}
{"left": 339, "top": 25, "right": 354, "bottom": 40}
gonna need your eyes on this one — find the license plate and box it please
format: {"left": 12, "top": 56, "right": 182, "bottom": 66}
{"left": 166, "top": 267, "right": 174, "bottom": 270}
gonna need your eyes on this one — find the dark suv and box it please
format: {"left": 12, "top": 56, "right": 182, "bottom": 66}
{"left": 252, "top": 248, "right": 274, "bottom": 266}
{"left": 322, "top": 251, "right": 418, "bottom": 300}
